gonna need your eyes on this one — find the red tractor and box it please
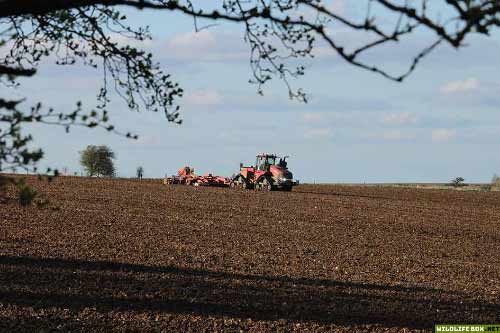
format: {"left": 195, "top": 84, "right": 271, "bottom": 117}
{"left": 231, "top": 153, "right": 299, "bottom": 191}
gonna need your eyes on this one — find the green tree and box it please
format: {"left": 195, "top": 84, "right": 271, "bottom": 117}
{"left": 450, "top": 177, "right": 465, "bottom": 188}
{"left": 80, "top": 145, "right": 116, "bottom": 177}
{"left": 2, "top": 1, "right": 500, "bottom": 176}
{"left": 492, "top": 174, "right": 500, "bottom": 186}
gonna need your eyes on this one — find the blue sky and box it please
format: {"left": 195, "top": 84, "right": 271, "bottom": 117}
{"left": 11, "top": 1, "right": 500, "bottom": 182}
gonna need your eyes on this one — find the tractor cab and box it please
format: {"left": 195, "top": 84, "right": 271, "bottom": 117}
{"left": 255, "top": 154, "right": 289, "bottom": 171}
{"left": 256, "top": 154, "right": 277, "bottom": 171}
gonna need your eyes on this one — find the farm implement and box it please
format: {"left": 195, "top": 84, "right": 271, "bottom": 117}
{"left": 163, "top": 166, "right": 231, "bottom": 187}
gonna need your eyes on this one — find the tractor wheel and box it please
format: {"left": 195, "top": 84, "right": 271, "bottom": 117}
{"left": 258, "top": 178, "right": 273, "bottom": 191}
{"left": 231, "top": 175, "right": 247, "bottom": 189}
{"left": 230, "top": 175, "right": 241, "bottom": 189}
{"left": 264, "top": 180, "right": 273, "bottom": 191}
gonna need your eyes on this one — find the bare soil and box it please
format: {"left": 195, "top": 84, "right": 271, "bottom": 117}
{"left": 1, "top": 176, "right": 499, "bottom": 332}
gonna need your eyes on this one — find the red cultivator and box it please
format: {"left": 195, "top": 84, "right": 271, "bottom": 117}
{"left": 163, "top": 166, "right": 231, "bottom": 187}
{"left": 195, "top": 174, "right": 231, "bottom": 187}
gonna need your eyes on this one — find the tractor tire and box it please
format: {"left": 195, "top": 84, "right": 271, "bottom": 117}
{"left": 264, "top": 181, "right": 273, "bottom": 192}
{"left": 231, "top": 175, "right": 249, "bottom": 190}
{"left": 257, "top": 177, "right": 273, "bottom": 191}
{"left": 230, "top": 175, "right": 241, "bottom": 189}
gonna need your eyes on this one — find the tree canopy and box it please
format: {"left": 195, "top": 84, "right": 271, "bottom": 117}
{"left": 1, "top": 0, "right": 500, "bottom": 174}
{"left": 80, "top": 145, "right": 116, "bottom": 177}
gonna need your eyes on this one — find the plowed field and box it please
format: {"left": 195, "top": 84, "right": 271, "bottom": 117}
{"left": 1, "top": 176, "right": 499, "bottom": 332}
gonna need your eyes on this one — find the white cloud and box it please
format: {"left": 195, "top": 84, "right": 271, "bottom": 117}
{"left": 310, "top": 45, "right": 337, "bottom": 58}
{"left": 304, "top": 128, "right": 332, "bottom": 139}
{"left": 169, "top": 30, "right": 217, "bottom": 49}
{"left": 184, "top": 89, "right": 222, "bottom": 106}
{"left": 381, "top": 112, "right": 417, "bottom": 126}
{"left": 330, "top": 0, "right": 346, "bottom": 15}
{"left": 381, "top": 129, "right": 414, "bottom": 141}
{"left": 135, "top": 135, "right": 161, "bottom": 146}
{"left": 109, "top": 33, "right": 153, "bottom": 48}
{"left": 431, "top": 129, "right": 456, "bottom": 142}
{"left": 164, "top": 30, "right": 247, "bottom": 62}
{"left": 382, "top": 130, "right": 403, "bottom": 141}
{"left": 302, "top": 112, "right": 324, "bottom": 123}
{"left": 440, "top": 78, "right": 480, "bottom": 94}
